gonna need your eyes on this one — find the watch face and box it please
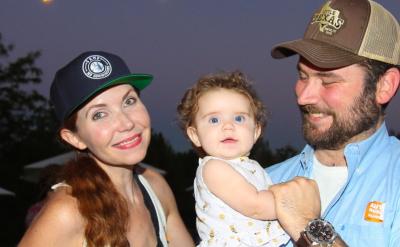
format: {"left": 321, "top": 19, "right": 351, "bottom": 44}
{"left": 306, "top": 219, "right": 337, "bottom": 244}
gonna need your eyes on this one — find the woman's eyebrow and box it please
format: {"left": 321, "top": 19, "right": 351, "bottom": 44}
{"left": 85, "top": 103, "right": 107, "bottom": 118}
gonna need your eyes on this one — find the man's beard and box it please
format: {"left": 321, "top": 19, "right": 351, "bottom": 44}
{"left": 299, "top": 86, "right": 381, "bottom": 150}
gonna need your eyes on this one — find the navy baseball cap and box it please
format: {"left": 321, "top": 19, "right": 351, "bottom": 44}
{"left": 50, "top": 51, "right": 153, "bottom": 122}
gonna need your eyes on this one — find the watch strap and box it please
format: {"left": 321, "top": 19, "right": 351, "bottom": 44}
{"left": 296, "top": 231, "right": 312, "bottom": 247}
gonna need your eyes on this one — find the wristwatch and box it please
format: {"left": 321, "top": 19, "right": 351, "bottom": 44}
{"left": 296, "top": 218, "right": 338, "bottom": 247}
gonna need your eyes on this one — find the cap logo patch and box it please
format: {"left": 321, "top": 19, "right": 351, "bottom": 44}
{"left": 311, "top": 1, "right": 344, "bottom": 36}
{"left": 364, "top": 201, "right": 385, "bottom": 223}
{"left": 82, "top": 55, "right": 112, "bottom": 79}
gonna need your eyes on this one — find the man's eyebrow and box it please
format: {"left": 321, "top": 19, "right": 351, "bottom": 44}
{"left": 297, "top": 64, "right": 344, "bottom": 80}
{"left": 316, "top": 71, "right": 337, "bottom": 77}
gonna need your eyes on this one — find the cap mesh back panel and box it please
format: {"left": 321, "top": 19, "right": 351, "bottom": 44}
{"left": 359, "top": 1, "right": 400, "bottom": 65}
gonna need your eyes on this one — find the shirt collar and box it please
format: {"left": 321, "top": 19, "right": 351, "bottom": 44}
{"left": 344, "top": 122, "right": 390, "bottom": 170}
{"left": 298, "top": 122, "right": 390, "bottom": 170}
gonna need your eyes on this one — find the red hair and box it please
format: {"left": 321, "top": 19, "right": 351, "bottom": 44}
{"left": 60, "top": 113, "right": 130, "bottom": 247}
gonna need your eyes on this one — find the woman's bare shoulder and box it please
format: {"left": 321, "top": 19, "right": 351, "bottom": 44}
{"left": 139, "top": 166, "right": 175, "bottom": 211}
{"left": 45, "top": 189, "right": 83, "bottom": 225}
{"left": 139, "top": 166, "right": 195, "bottom": 246}
{"left": 19, "top": 189, "right": 85, "bottom": 247}
{"left": 140, "top": 166, "right": 167, "bottom": 188}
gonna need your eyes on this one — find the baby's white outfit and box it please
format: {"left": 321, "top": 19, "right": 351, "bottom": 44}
{"left": 194, "top": 156, "right": 289, "bottom": 247}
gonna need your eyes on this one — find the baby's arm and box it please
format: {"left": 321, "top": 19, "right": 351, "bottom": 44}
{"left": 202, "top": 159, "right": 276, "bottom": 220}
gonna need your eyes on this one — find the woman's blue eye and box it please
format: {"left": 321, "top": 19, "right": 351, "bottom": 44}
{"left": 92, "top": 112, "right": 106, "bottom": 121}
{"left": 209, "top": 117, "right": 220, "bottom": 124}
{"left": 125, "top": 97, "right": 137, "bottom": 106}
{"left": 234, "top": 115, "right": 245, "bottom": 123}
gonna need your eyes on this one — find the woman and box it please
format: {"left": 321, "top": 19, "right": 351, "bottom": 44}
{"left": 19, "top": 51, "right": 194, "bottom": 247}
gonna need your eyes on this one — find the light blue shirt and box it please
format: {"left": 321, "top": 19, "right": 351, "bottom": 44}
{"left": 267, "top": 123, "right": 400, "bottom": 246}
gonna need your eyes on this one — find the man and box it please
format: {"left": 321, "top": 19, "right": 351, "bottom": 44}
{"left": 266, "top": 0, "right": 400, "bottom": 246}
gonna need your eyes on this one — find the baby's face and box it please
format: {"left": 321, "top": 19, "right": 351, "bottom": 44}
{"left": 187, "top": 88, "right": 261, "bottom": 160}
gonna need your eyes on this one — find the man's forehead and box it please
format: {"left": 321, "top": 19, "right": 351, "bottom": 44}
{"left": 297, "top": 57, "right": 344, "bottom": 72}
{"left": 298, "top": 57, "right": 363, "bottom": 74}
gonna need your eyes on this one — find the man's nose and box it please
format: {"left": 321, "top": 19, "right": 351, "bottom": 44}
{"left": 296, "top": 79, "right": 321, "bottom": 106}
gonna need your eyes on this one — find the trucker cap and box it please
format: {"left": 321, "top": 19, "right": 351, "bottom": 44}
{"left": 50, "top": 51, "right": 153, "bottom": 122}
{"left": 271, "top": 0, "right": 400, "bottom": 68}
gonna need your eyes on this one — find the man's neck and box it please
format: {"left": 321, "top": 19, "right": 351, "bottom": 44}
{"left": 314, "top": 149, "right": 346, "bottom": 167}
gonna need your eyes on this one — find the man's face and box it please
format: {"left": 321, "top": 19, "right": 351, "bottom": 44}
{"left": 295, "top": 59, "right": 381, "bottom": 150}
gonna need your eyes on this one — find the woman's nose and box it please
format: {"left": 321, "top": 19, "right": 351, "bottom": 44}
{"left": 116, "top": 112, "right": 134, "bottom": 131}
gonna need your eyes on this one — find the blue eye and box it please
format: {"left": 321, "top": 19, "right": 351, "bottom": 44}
{"left": 124, "top": 97, "right": 137, "bottom": 106}
{"left": 92, "top": 112, "right": 106, "bottom": 121}
{"left": 209, "top": 116, "right": 220, "bottom": 124}
{"left": 234, "top": 115, "right": 245, "bottom": 123}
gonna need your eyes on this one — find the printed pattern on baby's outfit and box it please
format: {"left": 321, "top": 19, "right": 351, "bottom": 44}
{"left": 194, "top": 156, "right": 290, "bottom": 247}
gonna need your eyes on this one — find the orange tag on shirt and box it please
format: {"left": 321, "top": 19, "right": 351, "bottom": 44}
{"left": 364, "top": 201, "right": 385, "bottom": 223}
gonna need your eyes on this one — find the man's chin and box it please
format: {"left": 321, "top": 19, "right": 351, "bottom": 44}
{"left": 303, "top": 124, "right": 330, "bottom": 139}
{"left": 303, "top": 128, "right": 341, "bottom": 149}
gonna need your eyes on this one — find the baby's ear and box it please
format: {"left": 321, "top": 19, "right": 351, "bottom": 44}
{"left": 60, "top": 128, "right": 87, "bottom": 150}
{"left": 254, "top": 124, "right": 262, "bottom": 143}
{"left": 186, "top": 126, "right": 201, "bottom": 147}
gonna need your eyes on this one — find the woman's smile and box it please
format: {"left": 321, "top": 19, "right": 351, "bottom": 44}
{"left": 113, "top": 133, "right": 143, "bottom": 150}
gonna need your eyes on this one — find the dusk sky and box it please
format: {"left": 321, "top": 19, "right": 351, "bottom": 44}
{"left": 1, "top": 0, "right": 399, "bottom": 152}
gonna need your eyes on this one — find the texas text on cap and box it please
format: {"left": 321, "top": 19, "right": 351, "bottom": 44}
{"left": 271, "top": 0, "right": 400, "bottom": 68}
{"left": 50, "top": 51, "right": 153, "bottom": 122}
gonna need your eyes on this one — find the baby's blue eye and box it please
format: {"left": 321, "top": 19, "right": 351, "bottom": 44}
{"left": 209, "top": 116, "right": 220, "bottom": 124}
{"left": 234, "top": 115, "right": 245, "bottom": 123}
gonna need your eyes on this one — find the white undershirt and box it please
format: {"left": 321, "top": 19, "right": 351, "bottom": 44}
{"left": 311, "top": 155, "right": 348, "bottom": 214}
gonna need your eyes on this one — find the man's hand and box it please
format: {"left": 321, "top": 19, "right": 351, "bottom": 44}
{"left": 269, "top": 177, "right": 321, "bottom": 241}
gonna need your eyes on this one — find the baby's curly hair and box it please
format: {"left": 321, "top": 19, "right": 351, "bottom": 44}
{"left": 177, "top": 70, "right": 268, "bottom": 136}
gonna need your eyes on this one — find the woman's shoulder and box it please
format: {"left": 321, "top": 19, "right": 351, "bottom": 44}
{"left": 139, "top": 166, "right": 167, "bottom": 188}
{"left": 36, "top": 189, "right": 85, "bottom": 234}
{"left": 47, "top": 189, "right": 83, "bottom": 223}
{"left": 19, "top": 189, "right": 85, "bottom": 246}
{"left": 137, "top": 165, "right": 175, "bottom": 213}
{"left": 140, "top": 167, "right": 172, "bottom": 201}
{"left": 136, "top": 165, "right": 195, "bottom": 246}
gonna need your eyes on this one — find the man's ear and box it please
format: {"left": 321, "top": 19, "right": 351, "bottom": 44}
{"left": 254, "top": 124, "right": 262, "bottom": 143}
{"left": 60, "top": 128, "right": 87, "bottom": 150}
{"left": 376, "top": 67, "right": 400, "bottom": 105}
{"left": 186, "top": 126, "right": 201, "bottom": 147}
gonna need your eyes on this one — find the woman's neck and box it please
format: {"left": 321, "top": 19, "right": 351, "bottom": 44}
{"left": 93, "top": 160, "right": 138, "bottom": 204}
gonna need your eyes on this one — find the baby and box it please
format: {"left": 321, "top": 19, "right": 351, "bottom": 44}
{"left": 177, "top": 71, "right": 289, "bottom": 246}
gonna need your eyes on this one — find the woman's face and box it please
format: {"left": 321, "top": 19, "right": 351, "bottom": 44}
{"left": 62, "top": 84, "right": 151, "bottom": 167}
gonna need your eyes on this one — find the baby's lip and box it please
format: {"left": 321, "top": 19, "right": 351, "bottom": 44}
{"left": 221, "top": 137, "right": 237, "bottom": 143}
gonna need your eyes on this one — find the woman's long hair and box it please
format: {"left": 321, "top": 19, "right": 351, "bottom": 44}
{"left": 60, "top": 113, "right": 130, "bottom": 247}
